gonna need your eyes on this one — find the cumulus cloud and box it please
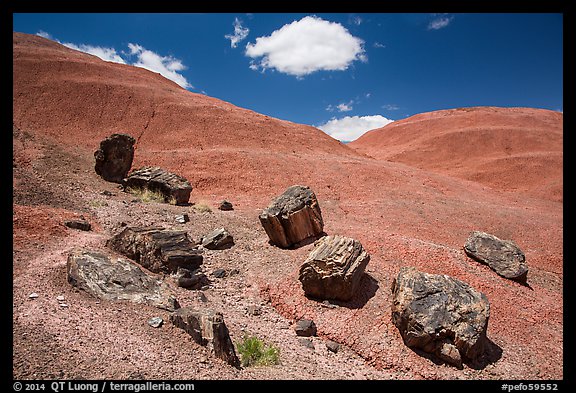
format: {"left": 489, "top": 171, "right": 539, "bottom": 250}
{"left": 245, "top": 16, "right": 366, "bottom": 77}
{"left": 316, "top": 115, "right": 394, "bottom": 142}
{"left": 225, "top": 17, "right": 250, "bottom": 48}
{"left": 428, "top": 14, "right": 454, "bottom": 30}
{"left": 63, "top": 42, "right": 127, "bottom": 64}
{"left": 128, "top": 43, "right": 192, "bottom": 89}
{"left": 35, "top": 31, "right": 191, "bottom": 89}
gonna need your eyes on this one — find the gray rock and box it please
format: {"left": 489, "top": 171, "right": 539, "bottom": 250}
{"left": 202, "top": 228, "right": 234, "bottom": 250}
{"left": 28, "top": 293, "right": 39, "bottom": 299}
{"left": 246, "top": 304, "right": 262, "bottom": 316}
{"left": 175, "top": 267, "right": 208, "bottom": 289}
{"left": 298, "top": 337, "right": 315, "bottom": 349}
{"left": 94, "top": 134, "right": 135, "bottom": 183}
{"left": 211, "top": 268, "right": 227, "bottom": 278}
{"left": 123, "top": 166, "right": 192, "bottom": 205}
{"left": 259, "top": 185, "right": 324, "bottom": 248}
{"left": 218, "top": 200, "right": 234, "bottom": 211}
{"left": 106, "top": 226, "right": 203, "bottom": 274}
{"left": 294, "top": 319, "right": 317, "bottom": 337}
{"left": 67, "top": 249, "right": 179, "bottom": 311}
{"left": 299, "top": 235, "right": 370, "bottom": 301}
{"left": 391, "top": 267, "right": 490, "bottom": 368}
{"left": 170, "top": 307, "right": 240, "bottom": 368}
{"left": 464, "top": 231, "right": 528, "bottom": 283}
{"left": 148, "top": 317, "right": 163, "bottom": 328}
{"left": 64, "top": 218, "right": 91, "bottom": 231}
{"left": 175, "top": 214, "right": 190, "bottom": 224}
{"left": 326, "top": 340, "right": 340, "bottom": 353}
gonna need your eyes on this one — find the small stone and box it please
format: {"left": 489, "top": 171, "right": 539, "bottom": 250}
{"left": 59, "top": 303, "right": 69, "bottom": 308}
{"left": 56, "top": 295, "right": 65, "bottom": 302}
{"left": 229, "top": 268, "right": 240, "bottom": 276}
{"left": 219, "top": 200, "right": 234, "bottom": 211}
{"left": 28, "top": 293, "right": 39, "bottom": 299}
{"left": 294, "top": 319, "right": 317, "bottom": 337}
{"left": 298, "top": 337, "right": 314, "bottom": 349}
{"left": 175, "top": 214, "right": 190, "bottom": 224}
{"left": 246, "top": 304, "right": 262, "bottom": 316}
{"left": 65, "top": 219, "right": 91, "bottom": 231}
{"left": 148, "top": 317, "right": 163, "bottom": 328}
{"left": 212, "top": 268, "right": 227, "bottom": 278}
{"left": 326, "top": 340, "right": 340, "bottom": 353}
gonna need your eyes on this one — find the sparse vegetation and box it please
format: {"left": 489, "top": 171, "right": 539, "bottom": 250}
{"left": 89, "top": 200, "right": 109, "bottom": 208}
{"left": 193, "top": 201, "right": 212, "bottom": 213}
{"left": 126, "top": 187, "right": 176, "bottom": 205}
{"left": 236, "top": 334, "right": 280, "bottom": 367}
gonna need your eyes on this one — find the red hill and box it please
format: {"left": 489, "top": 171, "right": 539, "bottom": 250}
{"left": 349, "top": 107, "right": 563, "bottom": 202}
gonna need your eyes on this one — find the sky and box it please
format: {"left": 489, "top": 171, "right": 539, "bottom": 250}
{"left": 12, "top": 13, "right": 563, "bottom": 142}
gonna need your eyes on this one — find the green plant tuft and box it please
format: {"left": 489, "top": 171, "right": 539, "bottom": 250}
{"left": 192, "top": 201, "right": 212, "bottom": 213}
{"left": 236, "top": 334, "right": 280, "bottom": 367}
{"left": 126, "top": 187, "right": 176, "bottom": 205}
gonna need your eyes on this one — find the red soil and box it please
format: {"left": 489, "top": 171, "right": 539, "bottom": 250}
{"left": 12, "top": 32, "right": 563, "bottom": 380}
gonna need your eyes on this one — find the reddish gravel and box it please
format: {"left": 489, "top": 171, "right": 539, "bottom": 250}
{"left": 13, "top": 32, "right": 563, "bottom": 381}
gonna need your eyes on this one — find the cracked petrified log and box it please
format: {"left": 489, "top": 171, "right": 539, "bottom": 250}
{"left": 123, "top": 166, "right": 192, "bottom": 205}
{"left": 463, "top": 231, "right": 528, "bottom": 283}
{"left": 259, "top": 185, "right": 324, "bottom": 248}
{"left": 170, "top": 307, "right": 240, "bottom": 368}
{"left": 201, "top": 228, "right": 234, "bottom": 250}
{"left": 94, "top": 133, "right": 135, "bottom": 183}
{"left": 106, "top": 226, "right": 203, "bottom": 274}
{"left": 67, "top": 249, "right": 179, "bottom": 311}
{"left": 299, "top": 235, "right": 370, "bottom": 301}
{"left": 391, "top": 267, "right": 490, "bottom": 368}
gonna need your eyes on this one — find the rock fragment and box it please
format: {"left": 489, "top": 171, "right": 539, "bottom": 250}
{"left": 299, "top": 235, "right": 370, "bottom": 301}
{"left": 259, "top": 185, "right": 324, "bottom": 248}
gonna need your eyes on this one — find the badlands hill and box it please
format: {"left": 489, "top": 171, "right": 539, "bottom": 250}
{"left": 12, "top": 32, "right": 563, "bottom": 380}
{"left": 349, "top": 106, "right": 563, "bottom": 202}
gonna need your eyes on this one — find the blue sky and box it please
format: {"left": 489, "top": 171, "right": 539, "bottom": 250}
{"left": 12, "top": 13, "right": 563, "bottom": 142}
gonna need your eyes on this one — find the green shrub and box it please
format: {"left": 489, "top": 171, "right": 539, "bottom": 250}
{"left": 236, "top": 334, "right": 280, "bottom": 367}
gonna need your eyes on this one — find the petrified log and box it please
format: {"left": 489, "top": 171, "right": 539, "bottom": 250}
{"left": 94, "top": 133, "right": 135, "bottom": 183}
{"left": 170, "top": 307, "right": 240, "bottom": 368}
{"left": 201, "top": 228, "right": 234, "bottom": 250}
{"left": 67, "top": 249, "right": 179, "bottom": 311}
{"left": 259, "top": 185, "right": 324, "bottom": 248}
{"left": 123, "top": 166, "right": 192, "bottom": 205}
{"left": 299, "top": 235, "right": 370, "bottom": 301}
{"left": 391, "top": 266, "right": 491, "bottom": 368}
{"left": 106, "top": 226, "right": 203, "bottom": 274}
{"left": 463, "top": 231, "right": 528, "bottom": 283}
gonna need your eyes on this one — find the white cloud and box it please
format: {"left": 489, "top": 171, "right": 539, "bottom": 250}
{"left": 34, "top": 31, "right": 192, "bottom": 89}
{"left": 326, "top": 100, "right": 354, "bottom": 112}
{"left": 316, "top": 115, "right": 394, "bottom": 142}
{"left": 225, "top": 17, "right": 250, "bottom": 48}
{"left": 337, "top": 102, "right": 353, "bottom": 112}
{"left": 428, "top": 14, "right": 454, "bottom": 30}
{"left": 382, "top": 104, "right": 400, "bottom": 111}
{"left": 63, "top": 42, "right": 127, "bottom": 64}
{"left": 373, "top": 41, "right": 386, "bottom": 48}
{"left": 36, "top": 31, "right": 52, "bottom": 39}
{"left": 128, "top": 43, "right": 192, "bottom": 89}
{"left": 349, "top": 15, "right": 363, "bottom": 26}
{"left": 245, "top": 15, "right": 366, "bottom": 77}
